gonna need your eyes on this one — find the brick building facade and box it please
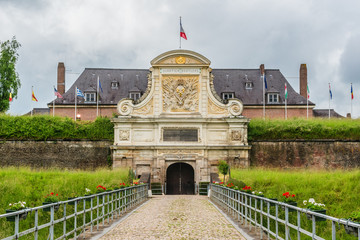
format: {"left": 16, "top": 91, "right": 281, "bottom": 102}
{"left": 48, "top": 49, "right": 315, "bottom": 120}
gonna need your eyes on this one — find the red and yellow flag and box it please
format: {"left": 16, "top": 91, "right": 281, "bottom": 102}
{"left": 32, "top": 88, "right": 38, "bottom": 102}
{"left": 9, "top": 92, "right": 12, "bottom": 102}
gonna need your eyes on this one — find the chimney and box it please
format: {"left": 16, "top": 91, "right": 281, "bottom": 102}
{"left": 57, "top": 62, "right": 65, "bottom": 95}
{"left": 299, "top": 64, "right": 307, "bottom": 99}
{"left": 260, "top": 64, "right": 265, "bottom": 75}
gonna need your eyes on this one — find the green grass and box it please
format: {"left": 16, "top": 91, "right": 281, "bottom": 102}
{"left": 0, "top": 167, "right": 128, "bottom": 239}
{"left": 0, "top": 115, "right": 114, "bottom": 140}
{"left": 248, "top": 118, "right": 360, "bottom": 140}
{"left": 231, "top": 168, "right": 360, "bottom": 239}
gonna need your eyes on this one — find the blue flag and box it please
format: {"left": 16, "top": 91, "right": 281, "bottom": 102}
{"left": 264, "top": 74, "right": 268, "bottom": 89}
{"left": 98, "top": 79, "right": 103, "bottom": 93}
{"left": 76, "top": 87, "right": 85, "bottom": 98}
{"left": 329, "top": 84, "right": 332, "bottom": 100}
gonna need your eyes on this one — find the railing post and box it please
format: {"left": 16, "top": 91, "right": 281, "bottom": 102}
{"left": 297, "top": 210, "right": 301, "bottom": 240}
{"left": 63, "top": 204, "right": 67, "bottom": 239}
{"left": 260, "top": 199, "right": 263, "bottom": 239}
{"left": 331, "top": 221, "right": 336, "bottom": 240}
{"left": 50, "top": 205, "right": 54, "bottom": 240}
{"left": 285, "top": 207, "right": 289, "bottom": 240}
{"left": 15, "top": 214, "right": 19, "bottom": 239}
{"left": 35, "top": 210, "right": 39, "bottom": 240}
{"left": 74, "top": 201, "right": 77, "bottom": 239}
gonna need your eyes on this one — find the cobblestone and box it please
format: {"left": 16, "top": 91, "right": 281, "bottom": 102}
{"left": 100, "top": 195, "right": 246, "bottom": 240}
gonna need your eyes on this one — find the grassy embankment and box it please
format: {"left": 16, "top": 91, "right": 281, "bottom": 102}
{"left": 230, "top": 168, "right": 360, "bottom": 239}
{"left": 0, "top": 167, "right": 128, "bottom": 239}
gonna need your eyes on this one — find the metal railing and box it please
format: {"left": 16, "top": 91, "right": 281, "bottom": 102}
{"left": 0, "top": 184, "right": 148, "bottom": 240}
{"left": 210, "top": 184, "right": 360, "bottom": 240}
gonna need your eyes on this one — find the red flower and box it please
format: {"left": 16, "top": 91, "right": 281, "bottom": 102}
{"left": 292, "top": 194, "right": 295, "bottom": 197}
{"left": 56, "top": 194, "right": 58, "bottom": 196}
{"left": 51, "top": 192, "right": 54, "bottom": 195}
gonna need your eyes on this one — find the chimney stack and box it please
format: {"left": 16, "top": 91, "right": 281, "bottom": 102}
{"left": 57, "top": 62, "right": 65, "bottom": 95}
{"left": 299, "top": 64, "right": 307, "bottom": 99}
{"left": 260, "top": 64, "right": 265, "bottom": 75}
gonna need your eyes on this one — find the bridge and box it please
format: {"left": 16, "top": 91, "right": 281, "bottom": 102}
{"left": 1, "top": 184, "right": 360, "bottom": 239}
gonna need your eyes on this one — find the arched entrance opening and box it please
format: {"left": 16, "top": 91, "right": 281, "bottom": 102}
{"left": 166, "top": 162, "right": 194, "bottom": 195}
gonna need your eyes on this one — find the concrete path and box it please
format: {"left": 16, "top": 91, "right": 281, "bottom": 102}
{"left": 98, "top": 195, "right": 246, "bottom": 240}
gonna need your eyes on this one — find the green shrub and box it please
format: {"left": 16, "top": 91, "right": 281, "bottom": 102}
{"left": 0, "top": 115, "right": 114, "bottom": 140}
{"left": 248, "top": 118, "right": 360, "bottom": 141}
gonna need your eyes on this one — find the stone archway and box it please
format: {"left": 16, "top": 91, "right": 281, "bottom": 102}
{"left": 166, "top": 162, "right": 194, "bottom": 195}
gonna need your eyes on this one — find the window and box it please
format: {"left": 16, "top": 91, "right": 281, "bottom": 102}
{"left": 245, "top": 82, "right": 253, "bottom": 89}
{"left": 163, "top": 129, "right": 198, "bottom": 142}
{"left": 268, "top": 94, "right": 279, "bottom": 103}
{"left": 130, "top": 92, "right": 141, "bottom": 100}
{"left": 111, "top": 81, "right": 119, "bottom": 89}
{"left": 222, "top": 92, "right": 234, "bottom": 100}
{"left": 85, "top": 93, "right": 96, "bottom": 102}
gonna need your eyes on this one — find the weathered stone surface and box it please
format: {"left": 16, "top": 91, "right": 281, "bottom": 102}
{"left": 101, "top": 195, "right": 246, "bottom": 240}
{"left": 0, "top": 140, "right": 111, "bottom": 169}
{"left": 250, "top": 140, "right": 360, "bottom": 168}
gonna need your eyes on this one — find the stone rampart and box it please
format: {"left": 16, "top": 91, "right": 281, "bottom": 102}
{"left": 0, "top": 140, "right": 111, "bottom": 169}
{"left": 250, "top": 140, "right": 360, "bottom": 168}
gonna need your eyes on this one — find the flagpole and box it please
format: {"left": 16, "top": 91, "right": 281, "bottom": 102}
{"left": 284, "top": 83, "right": 287, "bottom": 120}
{"left": 263, "top": 74, "right": 265, "bottom": 120}
{"left": 31, "top": 86, "right": 33, "bottom": 117}
{"left": 53, "top": 86, "right": 55, "bottom": 117}
{"left": 351, "top": 83, "right": 353, "bottom": 118}
{"left": 179, "top": 16, "right": 182, "bottom": 49}
{"left": 306, "top": 85, "right": 308, "bottom": 119}
{"left": 75, "top": 86, "right": 77, "bottom": 121}
{"left": 329, "top": 83, "right": 331, "bottom": 119}
{"left": 96, "top": 76, "right": 99, "bottom": 117}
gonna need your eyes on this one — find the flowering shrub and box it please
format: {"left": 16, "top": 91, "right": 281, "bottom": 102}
{"left": 242, "top": 186, "right": 252, "bottom": 193}
{"left": 85, "top": 188, "right": 93, "bottom": 194}
{"left": 226, "top": 182, "right": 235, "bottom": 188}
{"left": 119, "top": 182, "right": 127, "bottom": 188}
{"left": 96, "top": 185, "right": 106, "bottom": 193}
{"left": 281, "top": 192, "right": 296, "bottom": 203}
{"left": 8, "top": 201, "right": 27, "bottom": 211}
{"left": 303, "top": 198, "right": 326, "bottom": 211}
{"left": 252, "top": 191, "right": 264, "bottom": 196}
{"left": 44, "top": 192, "right": 59, "bottom": 203}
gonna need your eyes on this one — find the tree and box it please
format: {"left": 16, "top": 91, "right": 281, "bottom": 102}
{"left": 218, "top": 160, "right": 229, "bottom": 183}
{"left": 0, "top": 36, "right": 21, "bottom": 113}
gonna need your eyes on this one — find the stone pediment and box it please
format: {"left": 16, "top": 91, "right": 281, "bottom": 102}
{"left": 117, "top": 49, "right": 244, "bottom": 118}
{"left": 151, "top": 49, "right": 211, "bottom": 67}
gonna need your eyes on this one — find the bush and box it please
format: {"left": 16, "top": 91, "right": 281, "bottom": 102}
{"left": 227, "top": 178, "right": 246, "bottom": 189}
{"left": 0, "top": 115, "right": 114, "bottom": 140}
{"left": 248, "top": 118, "right": 360, "bottom": 141}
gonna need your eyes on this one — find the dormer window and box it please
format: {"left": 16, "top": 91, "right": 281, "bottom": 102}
{"left": 222, "top": 92, "right": 234, "bottom": 100}
{"left": 84, "top": 87, "right": 97, "bottom": 103}
{"left": 129, "top": 86, "right": 141, "bottom": 101}
{"left": 85, "top": 92, "right": 96, "bottom": 102}
{"left": 245, "top": 82, "right": 253, "bottom": 89}
{"left": 268, "top": 93, "right": 279, "bottom": 103}
{"left": 111, "top": 81, "right": 119, "bottom": 89}
{"left": 130, "top": 92, "right": 141, "bottom": 100}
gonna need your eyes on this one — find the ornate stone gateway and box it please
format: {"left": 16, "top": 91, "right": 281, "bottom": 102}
{"left": 112, "top": 50, "right": 250, "bottom": 192}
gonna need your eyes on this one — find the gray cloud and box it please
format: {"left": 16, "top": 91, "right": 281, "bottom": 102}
{"left": 1, "top": 0, "right": 360, "bottom": 117}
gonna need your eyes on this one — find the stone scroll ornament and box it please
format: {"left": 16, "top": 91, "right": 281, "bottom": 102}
{"left": 227, "top": 100, "right": 243, "bottom": 116}
{"left": 117, "top": 100, "right": 134, "bottom": 116}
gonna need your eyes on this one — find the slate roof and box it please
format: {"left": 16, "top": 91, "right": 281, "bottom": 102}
{"left": 51, "top": 68, "right": 314, "bottom": 106}
{"left": 313, "top": 109, "right": 344, "bottom": 118}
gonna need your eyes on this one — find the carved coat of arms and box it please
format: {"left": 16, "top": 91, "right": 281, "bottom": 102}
{"left": 162, "top": 77, "right": 199, "bottom": 112}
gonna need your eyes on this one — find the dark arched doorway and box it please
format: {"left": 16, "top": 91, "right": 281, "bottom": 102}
{"left": 166, "top": 162, "right": 194, "bottom": 195}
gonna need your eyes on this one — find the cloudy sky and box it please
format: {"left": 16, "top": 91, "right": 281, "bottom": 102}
{"left": 1, "top": 0, "right": 360, "bottom": 118}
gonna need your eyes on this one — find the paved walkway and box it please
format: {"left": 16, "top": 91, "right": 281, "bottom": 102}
{"left": 99, "top": 195, "right": 246, "bottom": 240}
